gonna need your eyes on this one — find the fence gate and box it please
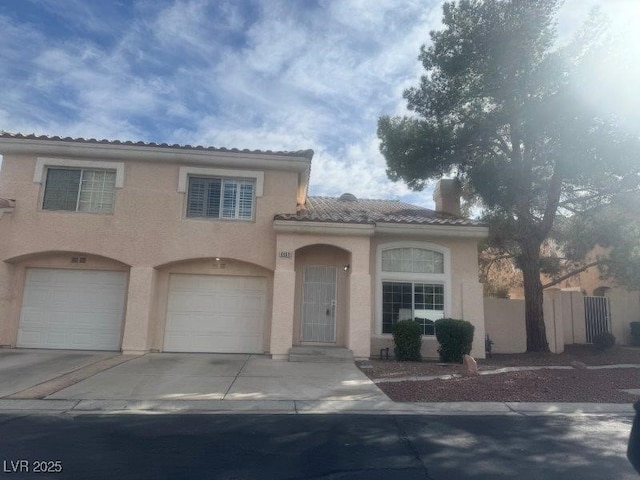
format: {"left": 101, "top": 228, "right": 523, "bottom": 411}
{"left": 584, "top": 296, "right": 611, "bottom": 343}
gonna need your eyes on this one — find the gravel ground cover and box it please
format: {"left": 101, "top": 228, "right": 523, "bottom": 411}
{"left": 357, "top": 345, "right": 640, "bottom": 403}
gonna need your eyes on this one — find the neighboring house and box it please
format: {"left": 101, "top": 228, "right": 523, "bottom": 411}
{"left": 0, "top": 133, "right": 489, "bottom": 360}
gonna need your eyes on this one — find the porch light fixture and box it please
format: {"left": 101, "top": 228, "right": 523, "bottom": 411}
{"left": 215, "top": 257, "right": 221, "bottom": 261}
{"left": 343, "top": 264, "right": 350, "bottom": 272}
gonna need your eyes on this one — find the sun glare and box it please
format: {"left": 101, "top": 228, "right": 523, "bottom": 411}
{"left": 579, "top": 2, "right": 640, "bottom": 132}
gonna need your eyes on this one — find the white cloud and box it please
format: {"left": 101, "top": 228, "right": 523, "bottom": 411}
{"left": 0, "top": 0, "right": 445, "bottom": 205}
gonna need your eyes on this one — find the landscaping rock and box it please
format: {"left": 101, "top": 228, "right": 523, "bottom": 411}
{"left": 570, "top": 360, "right": 588, "bottom": 370}
{"left": 462, "top": 354, "right": 478, "bottom": 376}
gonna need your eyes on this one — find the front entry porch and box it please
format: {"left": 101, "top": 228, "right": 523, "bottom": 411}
{"left": 269, "top": 233, "right": 373, "bottom": 361}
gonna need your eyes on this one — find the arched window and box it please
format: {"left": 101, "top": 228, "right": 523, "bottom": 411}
{"left": 381, "top": 248, "right": 444, "bottom": 274}
{"left": 377, "top": 244, "right": 450, "bottom": 336}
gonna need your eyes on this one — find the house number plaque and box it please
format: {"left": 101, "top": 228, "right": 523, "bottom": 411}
{"left": 279, "top": 251, "right": 293, "bottom": 258}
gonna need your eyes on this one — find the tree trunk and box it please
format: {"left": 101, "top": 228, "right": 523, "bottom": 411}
{"left": 520, "top": 245, "right": 550, "bottom": 353}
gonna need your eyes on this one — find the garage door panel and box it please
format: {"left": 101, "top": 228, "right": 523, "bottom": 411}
{"left": 17, "top": 269, "right": 127, "bottom": 351}
{"left": 164, "top": 332, "right": 262, "bottom": 353}
{"left": 164, "top": 274, "right": 266, "bottom": 353}
{"left": 20, "top": 286, "right": 51, "bottom": 307}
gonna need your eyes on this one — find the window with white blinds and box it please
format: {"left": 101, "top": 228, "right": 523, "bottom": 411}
{"left": 43, "top": 168, "right": 116, "bottom": 213}
{"left": 187, "top": 176, "right": 255, "bottom": 220}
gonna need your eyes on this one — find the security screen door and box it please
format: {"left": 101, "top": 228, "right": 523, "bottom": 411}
{"left": 301, "top": 266, "right": 337, "bottom": 342}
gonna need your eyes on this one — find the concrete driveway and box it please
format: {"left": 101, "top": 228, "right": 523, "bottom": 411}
{"left": 0, "top": 349, "right": 118, "bottom": 398}
{"left": 2, "top": 350, "right": 388, "bottom": 402}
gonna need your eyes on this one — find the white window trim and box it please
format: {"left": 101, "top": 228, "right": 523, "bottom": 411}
{"left": 375, "top": 241, "right": 452, "bottom": 336}
{"left": 178, "top": 167, "right": 264, "bottom": 197}
{"left": 34, "top": 157, "right": 125, "bottom": 188}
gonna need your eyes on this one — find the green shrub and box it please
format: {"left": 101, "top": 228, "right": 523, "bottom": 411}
{"left": 592, "top": 331, "right": 616, "bottom": 351}
{"left": 392, "top": 320, "right": 422, "bottom": 361}
{"left": 435, "top": 318, "right": 474, "bottom": 363}
{"left": 631, "top": 322, "right": 640, "bottom": 347}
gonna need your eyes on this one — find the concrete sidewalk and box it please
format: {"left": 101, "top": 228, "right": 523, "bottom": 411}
{"left": 0, "top": 349, "right": 636, "bottom": 417}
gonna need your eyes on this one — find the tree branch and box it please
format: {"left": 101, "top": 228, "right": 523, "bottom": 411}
{"left": 542, "top": 260, "right": 600, "bottom": 289}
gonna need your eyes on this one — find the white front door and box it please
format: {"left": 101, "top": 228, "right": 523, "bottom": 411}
{"left": 17, "top": 268, "right": 127, "bottom": 351}
{"left": 301, "top": 266, "right": 337, "bottom": 343}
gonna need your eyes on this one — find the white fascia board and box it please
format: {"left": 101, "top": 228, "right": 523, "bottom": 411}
{"left": 375, "top": 223, "right": 489, "bottom": 238}
{"left": 273, "top": 220, "right": 375, "bottom": 236}
{"left": 2, "top": 138, "right": 311, "bottom": 173}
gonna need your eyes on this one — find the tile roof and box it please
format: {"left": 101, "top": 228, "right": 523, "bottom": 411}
{"left": 275, "top": 196, "right": 485, "bottom": 227}
{"left": 0, "top": 132, "right": 314, "bottom": 159}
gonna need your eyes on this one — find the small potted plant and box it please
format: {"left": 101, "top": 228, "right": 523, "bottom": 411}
{"left": 485, "top": 334, "right": 494, "bottom": 358}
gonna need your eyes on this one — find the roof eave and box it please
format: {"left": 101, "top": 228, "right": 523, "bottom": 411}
{"left": 375, "top": 222, "right": 489, "bottom": 238}
{"left": 273, "top": 220, "right": 375, "bottom": 236}
{"left": 0, "top": 137, "right": 313, "bottom": 174}
{"left": 274, "top": 219, "right": 488, "bottom": 239}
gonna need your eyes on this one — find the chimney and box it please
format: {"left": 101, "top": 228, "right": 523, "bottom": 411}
{"left": 433, "top": 179, "right": 461, "bottom": 216}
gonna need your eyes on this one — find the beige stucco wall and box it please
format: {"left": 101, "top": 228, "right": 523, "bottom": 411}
{"left": 604, "top": 288, "right": 639, "bottom": 345}
{"left": 0, "top": 151, "right": 299, "bottom": 351}
{"left": 0, "top": 153, "right": 298, "bottom": 268}
{"left": 484, "top": 298, "right": 526, "bottom": 353}
{"left": 543, "top": 290, "right": 565, "bottom": 353}
{"left": 483, "top": 292, "right": 567, "bottom": 354}
{"left": 484, "top": 288, "right": 640, "bottom": 353}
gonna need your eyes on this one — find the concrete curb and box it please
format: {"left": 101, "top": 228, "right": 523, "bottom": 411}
{"left": 0, "top": 399, "right": 634, "bottom": 416}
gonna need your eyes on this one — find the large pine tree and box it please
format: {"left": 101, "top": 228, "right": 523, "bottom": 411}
{"left": 378, "top": 0, "right": 639, "bottom": 351}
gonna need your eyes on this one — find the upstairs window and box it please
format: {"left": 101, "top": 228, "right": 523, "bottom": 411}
{"left": 187, "top": 176, "right": 255, "bottom": 220}
{"left": 43, "top": 168, "right": 116, "bottom": 214}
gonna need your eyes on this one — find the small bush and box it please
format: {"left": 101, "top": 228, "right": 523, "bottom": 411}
{"left": 435, "top": 318, "right": 474, "bottom": 363}
{"left": 631, "top": 322, "right": 640, "bottom": 347}
{"left": 392, "top": 320, "right": 422, "bottom": 362}
{"left": 592, "top": 331, "right": 616, "bottom": 351}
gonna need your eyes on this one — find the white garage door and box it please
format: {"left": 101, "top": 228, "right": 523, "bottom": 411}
{"left": 164, "top": 274, "right": 266, "bottom": 353}
{"left": 17, "top": 268, "right": 127, "bottom": 351}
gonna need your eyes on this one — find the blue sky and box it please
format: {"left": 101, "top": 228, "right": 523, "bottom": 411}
{"left": 0, "top": 0, "right": 637, "bottom": 207}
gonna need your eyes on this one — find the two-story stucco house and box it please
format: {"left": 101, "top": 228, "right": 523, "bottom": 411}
{"left": 0, "top": 133, "right": 488, "bottom": 360}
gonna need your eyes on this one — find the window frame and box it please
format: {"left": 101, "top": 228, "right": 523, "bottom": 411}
{"left": 376, "top": 242, "right": 451, "bottom": 336}
{"left": 381, "top": 281, "right": 444, "bottom": 335}
{"left": 42, "top": 166, "right": 118, "bottom": 214}
{"left": 185, "top": 175, "right": 256, "bottom": 221}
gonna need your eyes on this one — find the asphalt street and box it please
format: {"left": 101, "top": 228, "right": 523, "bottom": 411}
{"left": 0, "top": 413, "right": 636, "bottom": 480}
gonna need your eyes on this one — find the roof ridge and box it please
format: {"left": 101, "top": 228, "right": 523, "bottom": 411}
{"left": 0, "top": 131, "right": 314, "bottom": 159}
